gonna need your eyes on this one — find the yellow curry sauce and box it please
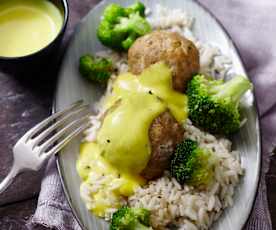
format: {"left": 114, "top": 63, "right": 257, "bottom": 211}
{"left": 0, "top": 0, "right": 63, "bottom": 57}
{"left": 77, "top": 62, "right": 188, "bottom": 216}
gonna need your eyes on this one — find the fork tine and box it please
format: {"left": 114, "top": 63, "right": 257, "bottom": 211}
{"left": 31, "top": 104, "right": 89, "bottom": 147}
{"left": 41, "top": 122, "right": 91, "bottom": 160}
{"left": 39, "top": 115, "right": 90, "bottom": 154}
{"left": 24, "top": 100, "right": 84, "bottom": 141}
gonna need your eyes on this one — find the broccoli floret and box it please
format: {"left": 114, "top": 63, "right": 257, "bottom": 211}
{"left": 97, "top": 2, "right": 151, "bottom": 51}
{"left": 125, "top": 2, "right": 146, "bottom": 16}
{"left": 187, "top": 75, "right": 252, "bottom": 135}
{"left": 170, "top": 139, "right": 215, "bottom": 186}
{"left": 110, "top": 206, "right": 151, "bottom": 230}
{"left": 79, "top": 54, "right": 113, "bottom": 83}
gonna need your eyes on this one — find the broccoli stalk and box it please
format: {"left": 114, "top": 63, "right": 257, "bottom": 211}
{"left": 79, "top": 54, "right": 113, "bottom": 83}
{"left": 97, "top": 2, "right": 151, "bottom": 51}
{"left": 211, "top": 75, "right": 252, "bottom": 105}
{"left": 170, "top": 139, "right": 215, "bottom": 186}
{"left": 187, "top": 75, "right": 252, "bottom": 135}
{"left": 110, "top": 206, "right": 152, "bottom": 230}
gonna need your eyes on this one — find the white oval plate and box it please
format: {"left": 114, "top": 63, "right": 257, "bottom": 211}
{"left": 55, "top": 0, "right": 261, "bottom": 229}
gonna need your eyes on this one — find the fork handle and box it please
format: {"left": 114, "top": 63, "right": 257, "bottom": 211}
{"left": 0, "top": 165, "right": 20, "bottom": 193}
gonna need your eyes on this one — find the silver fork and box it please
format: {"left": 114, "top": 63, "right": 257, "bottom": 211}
{"left": 0, "top": 100, "right": 91, "bottom": 193}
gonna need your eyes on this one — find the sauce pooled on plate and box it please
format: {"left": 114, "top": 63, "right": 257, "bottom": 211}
{"left": 77, "top": 62, "right": 188, "bottom": 216}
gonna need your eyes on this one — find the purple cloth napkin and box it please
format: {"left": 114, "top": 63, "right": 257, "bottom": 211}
{"left": 29, "top": 0, "right": 276, "bottom": 229}
{"left": 28, "top": 157, "right": 81, "bottom": 230}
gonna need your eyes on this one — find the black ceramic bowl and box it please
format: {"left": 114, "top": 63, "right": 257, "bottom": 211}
{"left": 0, "top": 0, "right": 69, "bottom": 74}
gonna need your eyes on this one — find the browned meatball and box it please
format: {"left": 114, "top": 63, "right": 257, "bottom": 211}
{"left": 141, "top": 111, "right": 184, "bottom": 180}
{"left": 128, "top": 30, "right": 200, "bottom": 92}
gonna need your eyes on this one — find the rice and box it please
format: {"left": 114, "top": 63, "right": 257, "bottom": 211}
{"left": 80, "top": 4, "right": 244, "bottom": 229}
{"left": 128, "top": 120, "right": 243, "bottom": 229}
{"left": 80, "top": 171, "right": 128, "bottom": 220}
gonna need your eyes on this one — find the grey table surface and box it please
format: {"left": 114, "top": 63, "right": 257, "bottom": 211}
{"left": 0, "top": 0, "right": 276, "bottom": 229}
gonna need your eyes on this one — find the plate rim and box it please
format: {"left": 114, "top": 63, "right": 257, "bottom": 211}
{"left": 194, "top": 1, "right": 262, "bottom": 227}
{"left": 54, "top": 0, "right": 262, "bottom": 229}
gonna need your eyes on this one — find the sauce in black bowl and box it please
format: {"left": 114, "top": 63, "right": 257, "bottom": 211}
{"left": 0, "top": 0, "right": 69, "bottom": 75}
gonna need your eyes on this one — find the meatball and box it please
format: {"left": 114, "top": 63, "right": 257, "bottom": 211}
{"left": 128, "top": 30, "right": 200, "bottom": 92}
{"left": 141, "top": 111, "right": 184, "bottom": 180}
